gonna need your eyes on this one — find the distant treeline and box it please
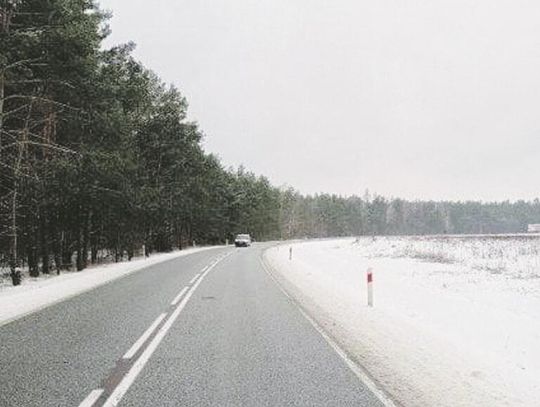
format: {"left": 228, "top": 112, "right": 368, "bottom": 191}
{"left": 279, "top": 192, "right": 540, "bottom": 238}
{"left": 1, "top": 1, "right": 538, "bottom": 285}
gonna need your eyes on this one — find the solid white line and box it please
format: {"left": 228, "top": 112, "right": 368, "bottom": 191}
{"left": 189, "top": 273, "right": 200, "bottom": 285}
{"left": 122, "top": 313, "right": 167, "bottom": 360}
{"left": 102, "top": 256, "right": 225, "bottom": 407}
{"left": 259, "top": 257, "right": 398, "bottom": 407}
{"left": 294, "top": 304, "right": 398, "bottom": 407}
{"left": 78, "top": 389, "right": 104, "bottom": 407}
{"left": 171, "top": 286, "right": 189, "bottom": 306}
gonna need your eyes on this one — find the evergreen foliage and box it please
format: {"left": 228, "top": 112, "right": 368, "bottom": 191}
{"left": 1, "top": 1, "right": 538, "bottom": 285}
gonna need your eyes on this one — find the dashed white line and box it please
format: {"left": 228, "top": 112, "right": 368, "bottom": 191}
{"left": 171, "top": 286, "right": 188, "bottom": 306}
{"left": 102, "top": 254, "right": 230, "bottom": 407}
{"left": 78, "top": 389, "right": 104, "bottom": 407}
{"left": 189, "top": 273, "right": 200, "bottom": 285}
{"left": 122, "top": 313, "right": 167, "bottom": 360}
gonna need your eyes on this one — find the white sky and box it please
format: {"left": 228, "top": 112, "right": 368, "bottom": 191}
{"left": 98, "top": 0, "right": 540, "bottom": 201}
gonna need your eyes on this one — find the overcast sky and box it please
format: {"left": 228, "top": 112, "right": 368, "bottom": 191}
{"left": 98, "top": 0, "right": 540, "bottom": 201}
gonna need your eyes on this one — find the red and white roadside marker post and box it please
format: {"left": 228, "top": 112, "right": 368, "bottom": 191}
{"left": 367, "top": 267, "right": 373, "bottom": 307}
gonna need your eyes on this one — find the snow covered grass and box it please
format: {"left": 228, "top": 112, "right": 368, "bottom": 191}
{"left": 359, "top": 234, "right": 540, "bottom": 280}
{"left": 0, "top": 246, "right": 220, "bottom": 326}
{"left": 265, "top": 236, "right": 540, "bottom": 407}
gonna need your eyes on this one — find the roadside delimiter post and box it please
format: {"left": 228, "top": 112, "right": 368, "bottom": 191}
{"left": 367, "top": 267, "right": 373, "bottom": 307}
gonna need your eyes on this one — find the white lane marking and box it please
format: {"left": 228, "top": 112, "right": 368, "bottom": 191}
{"left": 102, "top": 254, "right": 230, "bottom": 407}
{"left": 260, "top": 257, "right": 398, "bottom": 407}
{"left": 78, "top": 389, "right": 104, "bottom": 407}
{"left": 171, "top": 286, "right": 189, "bottom": 306}
{"left": 122, "top": 313, "right": 168, "bottom": 360}
{"left": 189, "top": 273, "right": 201, "bottom": 285}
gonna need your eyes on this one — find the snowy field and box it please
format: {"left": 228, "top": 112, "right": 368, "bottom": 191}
{"left": 0, "top": 246, "right": 220, "bottom": 326}
{"left": 265, "top": 235, "right": 540, "bottom": 407}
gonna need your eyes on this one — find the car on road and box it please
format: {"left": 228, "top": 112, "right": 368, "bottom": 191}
{"left": 234, "top": 234, "right": 252, "bottom": 247}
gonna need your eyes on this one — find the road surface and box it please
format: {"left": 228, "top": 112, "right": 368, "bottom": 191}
{"left": 0, "top": 244, "right": 386, "bottom": 406}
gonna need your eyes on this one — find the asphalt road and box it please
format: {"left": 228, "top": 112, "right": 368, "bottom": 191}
{"left": 0, "top": 244, "right": 385, "bottom": 407}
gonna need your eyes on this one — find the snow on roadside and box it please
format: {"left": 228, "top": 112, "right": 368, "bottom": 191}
{"left": 0, "top": 246, "right": 220, "bottom": 326}
{"left": 265, "top": 237, "right": 540, "bottom": 407}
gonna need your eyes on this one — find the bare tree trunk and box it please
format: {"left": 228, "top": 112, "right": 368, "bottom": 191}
{"left": 9, "top": 186, "right": 20, "bottom": 284}
{"left": 0, "top": 5, "right": 10, "bottom": 149}
{"left": 177, "top": 223, "right": 183, "bottom": 250}
{"left": 81, "top": 210, "right": 90, "bottom": 269}
{"left": 3, "top": 3, "right": 21, "bottom": 284}
{"left": 60, "top": 230, "right": 73, "bottom": 270}
{"left": 41, "top": 216, "right": 50, "bottom": 274}
{"left": 76, "top": 229, "right": 84, "bottom": 271}
{"left": 1, "top": 25, "right": 15, "bottom": 281}
{"left": 0, "top": 68, "right": 4, "bottom": 149}
{"left": 27, "top": 237, "right": 39, "bottom": 278}
{"left": 62, "top": 246, "right": 72, "bottom": 270}
{"left": 52, "top": 223, "right": 62, "bottom": 274}
{"left": 91, "top": 245, "right": 98, "bottom": 264}
{"left": 9, "top": 118, "right": 25, "bottom": 285}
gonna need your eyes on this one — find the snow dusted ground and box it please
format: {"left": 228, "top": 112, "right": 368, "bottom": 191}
{"left": 265, "top": 236, "right": 540, "bottom": 407}
{"left": 0, "top": 246, "right": 220, "bottom": 326}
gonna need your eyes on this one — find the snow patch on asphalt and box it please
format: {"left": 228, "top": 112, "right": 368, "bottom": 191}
{"left": 265, "top": 237, "right": 540, "bottom": 407}
{"left": 0, "top": 247, "right": 220, "bottom": 325}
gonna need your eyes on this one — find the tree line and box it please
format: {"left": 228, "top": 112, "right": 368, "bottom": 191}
{"left": 279, "top": 191, "right": 540, "bottom": 239}
{"left": 1, "top": 1, "right": 538, "bottom": 286}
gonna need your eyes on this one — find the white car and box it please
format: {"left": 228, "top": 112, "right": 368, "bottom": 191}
{"left": 234, "top": 234, "right": 252, "bottom": 247}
